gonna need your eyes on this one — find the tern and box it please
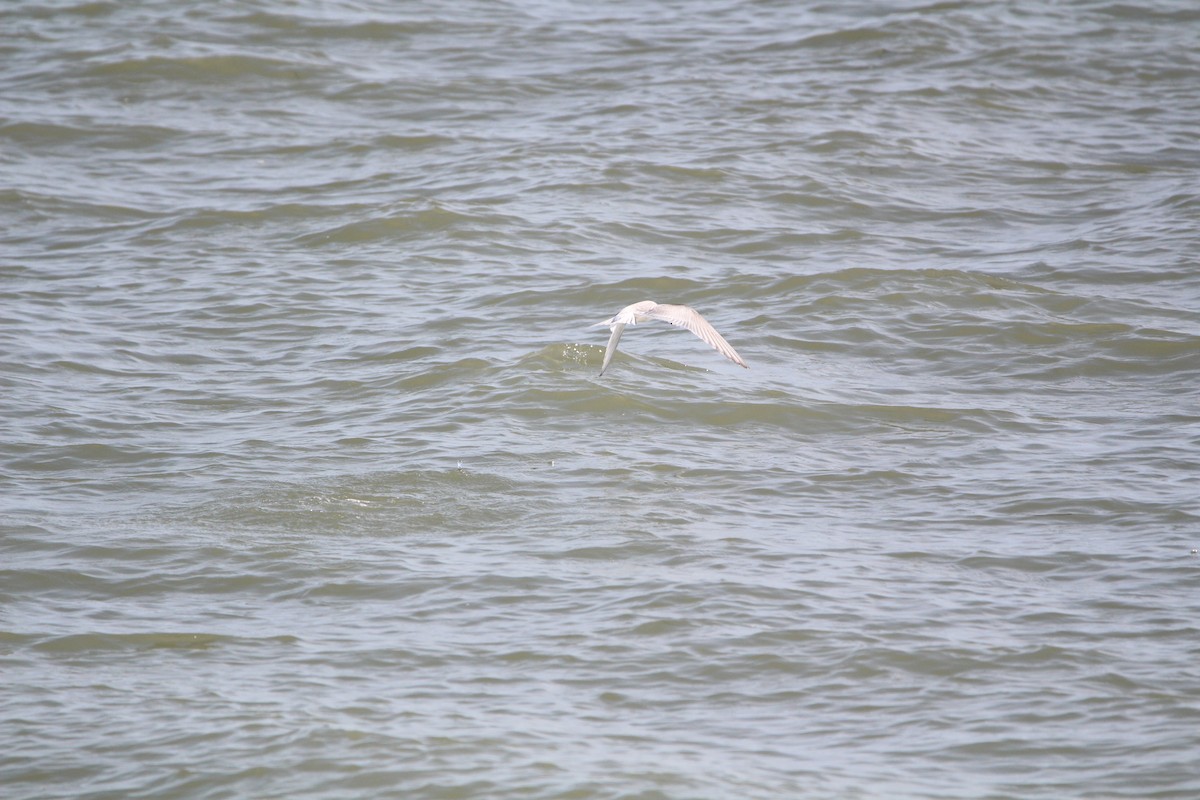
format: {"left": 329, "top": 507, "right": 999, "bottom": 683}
{"left": 591, "top": 300, "right": 749, "bottom": 376}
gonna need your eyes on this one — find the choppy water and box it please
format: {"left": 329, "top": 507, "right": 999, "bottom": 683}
{"left": 3, "top": 1, "right": 1200, "bottom": 798}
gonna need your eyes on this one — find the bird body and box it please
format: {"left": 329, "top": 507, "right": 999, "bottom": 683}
{"left": 591, "top": 300, "right": 748, "bottom": 376}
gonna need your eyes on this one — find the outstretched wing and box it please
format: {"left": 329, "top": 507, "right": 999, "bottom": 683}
{"left": 599, "top": 322, "right": 627, "bottom": 376}
{"left": 644, "top": 304, "right": 748, "bottom": 369}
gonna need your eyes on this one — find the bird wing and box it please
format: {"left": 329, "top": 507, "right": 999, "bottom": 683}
{"left": 644, "top": 304, "right": 748, "bottom": 369}
{"left": 599, "top": 322, "right": 626, "bottom": 376}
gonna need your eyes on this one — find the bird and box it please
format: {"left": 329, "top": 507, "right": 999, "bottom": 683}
{"left": 591, "top": 300, "right": 749, "bottom": 376}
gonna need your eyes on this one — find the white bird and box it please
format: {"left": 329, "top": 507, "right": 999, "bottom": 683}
{"left": 591, "top": 300, "right": 749, "bottom": 376}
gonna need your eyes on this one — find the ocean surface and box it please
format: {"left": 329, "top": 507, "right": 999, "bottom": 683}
{"left": 2, "top": 1, "right": 1199, "bottom": 798}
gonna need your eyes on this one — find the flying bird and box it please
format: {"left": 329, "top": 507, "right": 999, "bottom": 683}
{"left": 591, "top": 300, "right": 749, "bottom": 376}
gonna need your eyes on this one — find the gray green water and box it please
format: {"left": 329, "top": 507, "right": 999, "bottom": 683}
{"left": 2, "top": 1, "right": 1199, "bottom": 798}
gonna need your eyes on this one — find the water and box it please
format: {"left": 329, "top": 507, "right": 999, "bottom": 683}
{"left": 2, "top": 1, "right": 1199, "bottom": 798}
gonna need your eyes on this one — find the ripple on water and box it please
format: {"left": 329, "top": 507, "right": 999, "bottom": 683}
{"left": 3, "top": 1, "right": 1200, "bottom": 799}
